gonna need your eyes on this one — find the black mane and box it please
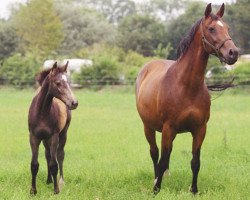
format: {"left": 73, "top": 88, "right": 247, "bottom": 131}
{"left": 177, "top": 18, "right": 203, "bottom": 59}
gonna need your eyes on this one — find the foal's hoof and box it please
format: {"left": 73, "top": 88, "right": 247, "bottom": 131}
{"left": 54, "top": 188, "right": 60, "bottom": 194}
{"left": 30, "top": 188, "right": 37, "bottom": 195}
{"left": 46, "top": 178, "right": 53, "bottom": 184}
{"left": 189, "top": 186, "right": 198, "bottom": 195}
{"left": 153, "top": 185, "right": 160, "bottom": 195}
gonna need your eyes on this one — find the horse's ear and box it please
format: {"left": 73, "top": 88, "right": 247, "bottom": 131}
{"left": 205, "top": 3, "right": 212, "bottom": 18}
{"left": 63, "top": 61, "right": 69, "bottom": 72}
{"left": 51, "top": 61, "right": 58, "bottom": 74}
{"left": 216, "top": 3, "right": 225, "bottom": 18}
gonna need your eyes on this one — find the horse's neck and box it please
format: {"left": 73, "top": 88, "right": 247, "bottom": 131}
{"left": 176, "top": 30, "right": 209, "bottom": 90}
{"left": 36, "top": 77, "right": 53, "bottom": 115}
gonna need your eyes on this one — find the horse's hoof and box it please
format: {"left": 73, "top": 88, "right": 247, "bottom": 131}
{"left": 30, "top": 188, "right": 37, "bottom": 195}
{"left": 153, "top": 186, "right": 160, "bottom": 195}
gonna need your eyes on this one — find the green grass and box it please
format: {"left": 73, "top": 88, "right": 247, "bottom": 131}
{"left": 0, "top": 87, "right": 249, "bottom": 200}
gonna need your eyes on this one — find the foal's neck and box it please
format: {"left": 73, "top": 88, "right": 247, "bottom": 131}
{"left": 176, "top": 27, "right": 209, "bottom": 90}
{"left": 36, "top": 76, "right": 53, "bottom": 115}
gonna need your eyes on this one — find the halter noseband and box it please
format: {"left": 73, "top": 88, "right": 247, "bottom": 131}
{"left": 201, "top": 19, "right": 232, "bottom": 62}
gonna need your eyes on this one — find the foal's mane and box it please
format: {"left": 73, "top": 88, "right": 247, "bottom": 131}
{"left": 36, "top": 66, "right": 65, "bottom": 86}
{"left": 177, "top": 18, "right": 203, "bottom": 59}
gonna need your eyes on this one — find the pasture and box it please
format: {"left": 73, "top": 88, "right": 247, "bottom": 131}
{"left": 0, "top": 87, "right": 249, "bottom": 200}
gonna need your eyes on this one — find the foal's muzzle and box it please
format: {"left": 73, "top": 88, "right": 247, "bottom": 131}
{"left": 69, "top": 100, "right": 78, "bottom": 110}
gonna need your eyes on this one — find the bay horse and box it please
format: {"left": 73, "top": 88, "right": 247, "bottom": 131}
{"left": 136, "top": 3, "right": 239, "bottom": 194}
{"left": 28, "top": 61, "right": 78, "bottom": 194}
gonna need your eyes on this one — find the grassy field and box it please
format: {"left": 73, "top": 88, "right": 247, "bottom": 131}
{"left": 0, "top": 87, "right": 249, "bottom": 200}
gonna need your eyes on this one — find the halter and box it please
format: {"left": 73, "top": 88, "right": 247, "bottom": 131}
{"left": 201, "top": 19, "right": 232, "bottom": 62}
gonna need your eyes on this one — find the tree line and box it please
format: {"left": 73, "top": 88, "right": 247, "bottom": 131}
{"left": 0, "top": 0, "right": 249, "bottom": 87}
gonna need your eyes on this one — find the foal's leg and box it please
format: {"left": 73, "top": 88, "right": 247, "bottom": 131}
{"left": 30, "top": 134, "right": 41, "bottom": 195}
{"left": 153, "top": 124, "right": 175, "bottom": 194}
{"left": 49, "top": 133, "right": 60, "bottom": 194}
{"left": 190, "top": 125, "right": 206, "bottom": 194}
{"left": 43, "top": 140, "right": 52, "bottom": 184}
{"left": 57, "top": 128, "right": 68, "bottom": 187}
{"left": 144, "top": 125, "right": 159, "bottom": 179}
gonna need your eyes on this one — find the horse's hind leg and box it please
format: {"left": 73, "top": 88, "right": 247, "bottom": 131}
{"left": 49, "top": 133, "right": 60, "bottom": 194}
{"left": 190, "top": 125, "right": 206, "bottom": 194}
{"left": 43, "top": 140, "right": 52, "bottom": 184}
{"left": 30, "top": 134, "right": 41, "bottom": 195}
{"left": 144, "top": 125, "right": 159, "bottom": 179}
{"left": 57, "top": 128, "right": 68, "bottom": 187}
{"left": 153, "top": 124, "right": 175, "bottom": 194}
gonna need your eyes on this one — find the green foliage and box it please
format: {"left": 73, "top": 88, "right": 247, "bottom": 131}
{"left": 13, "top": 0, "right": 64, "bottom": 57}
{"left": 207, "top": 56, "right": 222, "bottom": 69}
{"left": 73, "top": 55, "right": 120, "bottom": 86}
{"left": 0, "top": 20, "right": 18, "bottom": 61}
{"left": 166, "top": 2, "right": 204, "bottom": 59}
{"left": 153, "top": 43, "right": 173, "bottom": 58}
{"left": 122, "top": 50, "right": 152, "bottom": 82}
{"left": 0, "top": 53, "right": 40, "bottom": 87}
{"left": 226, "top": 1, "right": 250, "bottom": 53}
{"left": 57, "top": 5, "right": 115, "bottom": 55}
{"left": 117, "top": 14, "right": 167, "bottom": 56}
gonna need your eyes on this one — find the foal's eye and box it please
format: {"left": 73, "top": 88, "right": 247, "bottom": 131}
{"left": 55, "top": 81, "right": 61, "bottom": 86}
{"left": 209, "top": 27, "right": 215, "bottom": 33}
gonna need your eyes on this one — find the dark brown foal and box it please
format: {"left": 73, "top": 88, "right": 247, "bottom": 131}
{"left": 28, "top": 62, "right": 78, "bottom": 194}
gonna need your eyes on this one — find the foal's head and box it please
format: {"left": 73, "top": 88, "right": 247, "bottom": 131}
{"left": 48, "top": 62, "right": 78, "bottom": 110}
{"left": 201, "top": 3, "right": 239, "bottom": 64}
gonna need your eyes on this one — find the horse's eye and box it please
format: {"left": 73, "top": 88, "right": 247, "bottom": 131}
{"left": 209, "top": 27, "right": 215, "bottom": 33}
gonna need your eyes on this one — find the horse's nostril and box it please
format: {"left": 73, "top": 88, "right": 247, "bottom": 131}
{"left": 229, "top": 49, "right": 233, "bottom": 56}
{"left": 229, "top": 49, "right": 239, "bottom": 59}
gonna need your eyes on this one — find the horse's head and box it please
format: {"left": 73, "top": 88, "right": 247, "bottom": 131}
{"left": 201, "top": 3, "right": 239, "bottom": 65}
{"left": 48, "top": 61, "right": 78, "bottom": 110}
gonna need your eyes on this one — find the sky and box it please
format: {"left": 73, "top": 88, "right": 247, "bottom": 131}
{"left": 0, "top": 0, "right": 236, "bottom": 19}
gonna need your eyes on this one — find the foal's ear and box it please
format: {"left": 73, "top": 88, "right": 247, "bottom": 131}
{"left": 216, "top": 3, "right": 225, "bottom": 18}
{"left": 51, "top": 61, "right": 58, "bottom": 75}
{"left": 205, "top": 3, "right": 212, "bottom": 18}
{"left": 63, "top": 61, "right": 69, "bottom": 72}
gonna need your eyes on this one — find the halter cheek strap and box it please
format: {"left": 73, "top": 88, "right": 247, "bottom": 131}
{"left": 201, "top": 20, "right": 232, "bottom": 62}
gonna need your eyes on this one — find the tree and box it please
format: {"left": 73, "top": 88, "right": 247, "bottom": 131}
{"left": 13, "top": 0, "right": 64, "bottom": 57}
{"left": 57, "top": 5, "right": 115, "bottom": 55}
{"left": 226, "top": 0, "right": 250, "bottom": 53}
{"left": 0, "top": 20, "right": 19, "bottom": 61}
{"left": 165, "top": 2, "right": 204, "bottom": 59}
{"left": 117, "top": 14, "right": 168, "bottom": 56}
{"left": 0, "top": 53, "right": 40, "bottom": 87}
{"left": 148, "top": 0, "right": 186, "bottom": 21}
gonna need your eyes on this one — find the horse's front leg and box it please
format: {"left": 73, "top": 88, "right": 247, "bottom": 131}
{"left": 190, "top": 125, "right": 206, "bottom": 194}
{"left": 30, "top": 134, "right": 41, "bottom": 195}
{"left": 153, "top": 124, "right": 175, "bottom": 194}
{"left": 49, "top": 133, "right": 60, "bottom": 194}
